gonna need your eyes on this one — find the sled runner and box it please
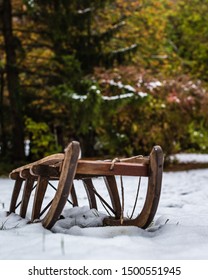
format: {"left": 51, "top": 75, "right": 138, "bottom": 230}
{"left": 8, "top": 141, "right": 163, "bottom": 229}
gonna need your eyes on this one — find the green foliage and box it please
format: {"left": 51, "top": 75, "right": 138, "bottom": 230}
{"left": 91, "top": 67, "right": 208, "bottom": 157}
{"left": 167, "top": 0, "right": 208, "bottom": 80}
{"left": 25, "top": 118, "right": 61, "bottom": 159}
{"left": 50, "top": 54, "right": 82, "bottom": 88}
{"left": 1, "top": 0, "right": 208, "bottom": 165}
{"left": 23, "top": 0, "right": 133, "bottom": 73}
{"left": 188, "top": 122, "right": 208, "bottom": 153}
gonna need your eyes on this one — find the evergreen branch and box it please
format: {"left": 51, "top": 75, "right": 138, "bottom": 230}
{"left": 77, "top": 8, "right": 92, "bottom": 15}
{"left": 112, "top": 43, "right": 138, "bottom": 55}
{"left": 98, "top": 21, "right": 126, "bottom": 42}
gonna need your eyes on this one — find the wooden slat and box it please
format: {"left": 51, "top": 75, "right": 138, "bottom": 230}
{"left": 76, "top": 160, "right": 149, "bottom": 177}
{"left": 9, "top": 171, "right": 20, "bottom": 180}
{"left": 9, "top": 153, "right": 64, "bottom": 177}
{"left": 31, "top": 165, "right": 60, "bottom": 178}
{"left": 10, "top": 154, "right": 148, "bottom": 179}
{"left": 20, "top": 169, "right": 37, "bottom": 179}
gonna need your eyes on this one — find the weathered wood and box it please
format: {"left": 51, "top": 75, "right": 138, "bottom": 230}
{"left": 70, "top": 183, "right": 78, "bottom": 207}
{"left": 103, "top": 146, "right": 163, "bottom": 228}
{"left": 9, "top": 153, "right": 64, "bottom": 178}
{"left": 31, "top": 165, "right": 60, "bottom": 178}
{"left": 19, "top": 174, "right": 35, "bottom": 218}
{"left": 104, "top": 176, "right": 121, "bottom": 219}
{"left": 82, "top": 178, "right": 97, "bottom": 209}
{"left": 8, "top": 141, "right": 163, "bottom": 231}
{"left": 76, "top": 160, "right": 149, "bottom": 177}
{"left": 136, "top": 145, "right": 163, "bottom": 228}
{"left": 9, "top": 174, "right": 24, "bottom": 213}
{"left": 31, "top": 176, "right": 48, "bottom": 221}
{"left": 42, "top": 141, "right": 80, "bottom": 229}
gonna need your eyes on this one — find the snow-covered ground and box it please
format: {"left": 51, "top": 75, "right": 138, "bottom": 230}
{"left": 0, "top": 154, "right": 208, "bottom": 260}
{"left": 170, "top": 153, "right": 208, "bottom": 163}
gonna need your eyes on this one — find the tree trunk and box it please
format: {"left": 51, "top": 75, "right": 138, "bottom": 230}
{"left": 0, "top": 69, "right": 7, "bottom": 157}
{"left": 1, "top": 0, "right": 25, "bottom": 161}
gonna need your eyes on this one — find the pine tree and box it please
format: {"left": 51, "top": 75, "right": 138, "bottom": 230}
{"left": 0, "top": 0, "right": 25, "bottom": 161}
{"left": 23, "top": 0, "right": 137, "bottom": 75}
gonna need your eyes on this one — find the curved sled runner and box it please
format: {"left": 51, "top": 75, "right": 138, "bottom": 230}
{"left": 8, "top": 141, "right": 163, "bottom": 229}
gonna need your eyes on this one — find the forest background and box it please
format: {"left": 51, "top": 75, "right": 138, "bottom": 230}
{"left": 1, "top": 0, "right": 208, "bottom": 173}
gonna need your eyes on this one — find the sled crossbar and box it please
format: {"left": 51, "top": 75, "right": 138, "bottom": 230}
{"left": 76, "top": 160, "right": 149, "bottom": 177}
{"left": 8, "top": 141, "right": 163, "bottom": 230}
{"left": 10, "top": 158, "right": 149, "bottom": 179}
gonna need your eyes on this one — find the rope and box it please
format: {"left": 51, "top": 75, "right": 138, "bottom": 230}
{"left": 109, "top": 155, "right": 146, "bottom": 170}
{"left": 109, "top": 156, "right": 144, "bottom": 223}
{"left": 110, "top": 158, "right": 120, "bottom": 170}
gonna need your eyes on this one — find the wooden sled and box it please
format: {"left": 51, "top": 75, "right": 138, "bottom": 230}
{"left": 8, "top": 141, "right": 163, "bottom": 230}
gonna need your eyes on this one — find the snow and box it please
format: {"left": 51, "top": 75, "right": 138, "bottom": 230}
{"left": 145, "top": 80, "right": 162, "bottom": 91}
{"left": 170, "top": 153, "right": 208, "bottom": 163}
{"left": 1, "top": 155, "right": 208, "bottom": 260}
{"left": 71, "top": 80, "right": 148, "bottom": 102}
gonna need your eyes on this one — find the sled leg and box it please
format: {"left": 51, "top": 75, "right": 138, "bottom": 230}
{"left": 9, "top": 174, "right": 24, "bottom": 213}
{"left": 70, "top": 183, "right": 78, "bottom": 207}
{"left": 133, "top": 145, "right": 163, "bottom": 228}
{"left": 104, "top": 176, "right": 121, "bottom": 219}
{"left": 83, "top": 178, "right": 97, "bottom": 209}
{"left": 19, "top": 171, "right": 36, "bottom": 218}
{"left": 31, "top": 176, "right": 48, "bottom": 221}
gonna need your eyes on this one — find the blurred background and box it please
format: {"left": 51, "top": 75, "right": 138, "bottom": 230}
{"left": 1, "top": 0, "right": 208, "bottom": 172}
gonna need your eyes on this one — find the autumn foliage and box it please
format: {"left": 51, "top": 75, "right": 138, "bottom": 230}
{"left": 1, "top": 0, "right": 208, "bottom": 168}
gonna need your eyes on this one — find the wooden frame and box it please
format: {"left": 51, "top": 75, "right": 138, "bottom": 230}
{"left": 8, "top": 141, "right": 163, "bottom": 230}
